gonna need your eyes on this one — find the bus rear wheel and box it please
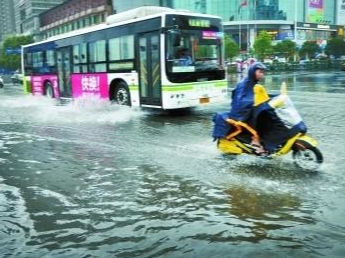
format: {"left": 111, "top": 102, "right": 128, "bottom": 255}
{"left": 114, "top": 82, "right": 131, "bottom": 106}
{"left": 45, "top": 82, "right": 54, "bottom": 98}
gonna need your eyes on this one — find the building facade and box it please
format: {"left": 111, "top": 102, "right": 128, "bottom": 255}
{"left": 0, "top": 0, "right": 16, "bottom": 43}
{"left": 112, "top": 0, "right": 171, "bottom": 13}
{"left": 170, "top": 0, "right": 343, "bottom": 50}
{"left": 337, "top": 0, "right": 345, "bottom": 26}
{"left": 39, "top": 0, "right": 113, "bottom": 39}
{"left": 14, "top": 0, "right": 68, "bottom": 40}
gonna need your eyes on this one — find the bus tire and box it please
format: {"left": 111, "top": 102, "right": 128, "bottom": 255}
{"left": 45, "top": 82, "right": 54, "bottom": 98}
{"left": 114, "top": 81, "right": 131, "bottom": 106}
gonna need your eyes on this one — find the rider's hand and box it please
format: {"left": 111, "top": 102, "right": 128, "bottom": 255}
{"left": 269, "top": 94, "right": 286, "bottom": 109}
{"left": 281, "top": 82, "right": 288, "bottom": 95}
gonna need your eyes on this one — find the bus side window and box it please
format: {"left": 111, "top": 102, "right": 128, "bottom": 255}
{"left": 109, "top": 37, "right": 121, "bottom": 61}
{"left": 32, "top": 52, "right": 44, "bottom": 74}
{"left": 108, "top": 35, "right": 134, "bottom": 71}
{"left": 24, "top": 53, "right": 34, "bottom": 75}
{"left": 46, "top": 50, "right": 56, "bottom": 74}
{"left": 73, "top": 43, "right": 88, "bottom": 73}
{"left": 73, "top": 45, "right": 80, "bottom": 73}
{"left": 89, "top": 40, "right": 106, "bottom": 73}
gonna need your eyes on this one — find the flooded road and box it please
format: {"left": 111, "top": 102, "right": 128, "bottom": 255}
{"left": 1, "top": 71, "right": 345, "bottom": 258}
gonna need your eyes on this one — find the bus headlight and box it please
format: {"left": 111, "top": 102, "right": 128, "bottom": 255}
{"left": 170, "top": 94, "right": 185, "bottom": 99}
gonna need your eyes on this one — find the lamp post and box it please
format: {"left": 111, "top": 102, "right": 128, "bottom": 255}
{"left": 294, "top": 0, "right": 298, "bottom": 61}
{"left": 294, "top": 0, "right": 297, "bottom": 42}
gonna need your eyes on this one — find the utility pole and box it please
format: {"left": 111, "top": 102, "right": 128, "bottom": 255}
{"left": 294, "top": 0, "right": 298, "bottom": 42}
{"left": 294, "top": 0, "right": 298, "bottom": 61}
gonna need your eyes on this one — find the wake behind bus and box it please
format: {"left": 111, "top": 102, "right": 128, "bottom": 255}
{"left": 22, "top": 6, "right": 227, "bottom": 109}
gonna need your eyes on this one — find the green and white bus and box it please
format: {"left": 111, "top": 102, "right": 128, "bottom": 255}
{"left": 22, "top": 6, "right": 227, "bottom": 109}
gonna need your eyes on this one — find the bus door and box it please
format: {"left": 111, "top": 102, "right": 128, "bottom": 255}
{"left": 138, "top": 31, "right": 162, "bottom": 107}
{"left": 56, "top": 47, "right": 72, "bottom": 98}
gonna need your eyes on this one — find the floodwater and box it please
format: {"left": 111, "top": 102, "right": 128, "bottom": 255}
{"left": 0, "top": 71, "right": 345, "bottom": 258}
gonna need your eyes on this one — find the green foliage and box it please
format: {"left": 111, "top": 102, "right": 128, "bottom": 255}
{"left": 253, "top": 31, "right": 273, "bottom": 61}
{"left": 325, "top": 37, "right": 345, "bottom": 58}
{"left": 0, "top": 35, "right": 34, "bottom": 70}
{"left": 196, "top": 45, "right": 211, "bottom": 58}
{"left": 224, "top": 34, "right": 240, "bottom": 61}
{"left": 274, "top": 40, "right": 297, "bottom": 61}
{"left": 299, "top": 41, "right": 320, "bottom": 60}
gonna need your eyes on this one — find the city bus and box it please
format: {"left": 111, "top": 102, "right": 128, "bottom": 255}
{"left": 22, "top": 6, "right": 227, "bottom": 109}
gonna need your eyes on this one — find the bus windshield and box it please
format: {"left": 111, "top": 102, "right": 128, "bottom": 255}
{"left": 166, "top": 29, "right": 222, "bottom": 74}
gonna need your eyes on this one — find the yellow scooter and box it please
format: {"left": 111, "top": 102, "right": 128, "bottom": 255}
{"left": 216, "top": 83, "right": 323, "bottom": 171}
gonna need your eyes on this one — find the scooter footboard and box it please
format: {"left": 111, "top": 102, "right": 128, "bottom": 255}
{"left": 218, "top": 138, "right": 243, "bottom": 155}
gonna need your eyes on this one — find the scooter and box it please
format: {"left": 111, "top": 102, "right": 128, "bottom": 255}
{"left": 214, "top": 84, "right": 323, "bottom": 171}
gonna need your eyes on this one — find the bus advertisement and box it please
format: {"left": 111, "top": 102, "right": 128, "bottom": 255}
{"left": 22, "top": 7, "right": 227, "bottom": 109}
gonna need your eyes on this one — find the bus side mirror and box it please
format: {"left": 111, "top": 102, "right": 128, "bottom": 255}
{"left": 169, "top": 29, "right": 181, "bottom": 47}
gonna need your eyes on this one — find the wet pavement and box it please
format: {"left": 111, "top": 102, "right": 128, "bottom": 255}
{"left": 1, "top": 71, "right": 345, "bottom": 258}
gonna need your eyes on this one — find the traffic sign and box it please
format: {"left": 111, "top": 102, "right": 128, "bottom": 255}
{"left": 5, "top": 47, "right": 21, "bottom": 55}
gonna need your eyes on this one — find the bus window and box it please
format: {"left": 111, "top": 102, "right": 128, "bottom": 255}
{"left": 109, "top": 35, "right": 134, "bottom": 71}
{"left": 109, "top": 37, "right": 120, "bottom": 60}
{"left": 166, "top": 30, "right": 222, "bottom": 73}
{"left": 109, "top": 35, "right": 134, "bottom": 60}
{"left": 121, "top": 35, "right": 134, "bottom": 60}
{"left": 46, "top": 50, "right": 56, "bottom": 73}
{"left": 89, "top": 40, "right": 106, "bottom": 72}
{"left": 24, "top": 53, "right": 34, "bottom": 75}
{"left": 33, "top": 52, "right": 44, "bottom": 74}
{"left": 73, "top": 43, "right": 88, "bottom": 73}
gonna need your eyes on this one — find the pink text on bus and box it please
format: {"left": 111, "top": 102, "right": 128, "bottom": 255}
{"left": 71, "top": 73, "right": 109, "bottom": 99}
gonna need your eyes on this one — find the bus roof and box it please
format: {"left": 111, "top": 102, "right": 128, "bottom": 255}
{"left": 23, "top": 6, "right": 221, "bottom": 49}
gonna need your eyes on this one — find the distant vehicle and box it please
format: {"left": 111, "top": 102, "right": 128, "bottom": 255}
{"left": 22, "top": 6, "right": 227, "bottom": 109}
{"left": 299, "top": 60, "right": 308, "bottom": 69}
{"left": 0, "top": 75, "right": 4, "bottom": 88}
{"left": 315, "top": 53, "right": 326, "bottom": 59}
{"left": 11, "top": 73, "right": 23, "bottom": 84}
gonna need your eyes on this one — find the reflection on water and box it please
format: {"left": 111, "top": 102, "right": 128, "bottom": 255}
{"left": 228, "top": 70, "right": 345, "bottom": 94}
{"left": 1, "top": 71, "right": 345, "bottom": 257}
{"left": 226, "top": 186, "right": 307, "bottom": 242}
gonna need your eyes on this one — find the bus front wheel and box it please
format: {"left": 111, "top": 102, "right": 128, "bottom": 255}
{"left": 114, "top": 82, "right": 131, "bottom": 106}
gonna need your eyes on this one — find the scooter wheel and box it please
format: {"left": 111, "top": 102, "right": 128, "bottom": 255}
{"left": 292, "top": 146, "right": 323, "bottom": 171}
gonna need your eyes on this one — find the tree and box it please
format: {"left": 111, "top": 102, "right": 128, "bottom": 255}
{"left": 253, "top": 31, "right": 273, "bottom": 61}
{"left": 299, "top": 41, "right": 320, "bottom": 60}
{"left": 325, "top": 37, "right": 345, "bottom": 58}
{"left": 224, "top": 34, "right": 240, "bottom": 62}
{"left": 273, "top": 40, "right": 297, "bottom": 61}
{"left": 0, "top": 35, "right": 34, "bottom": 70}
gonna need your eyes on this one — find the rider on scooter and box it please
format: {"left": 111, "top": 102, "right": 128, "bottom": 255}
{"left": 228, "top": 62, "right": 307, "bottom": 153}
{"left": 229, "top": 62, "right": 267, "bottom": 153}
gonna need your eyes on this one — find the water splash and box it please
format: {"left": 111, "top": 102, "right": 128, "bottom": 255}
{"left": 0, "top": 95, "right": 146, "bottom": 125}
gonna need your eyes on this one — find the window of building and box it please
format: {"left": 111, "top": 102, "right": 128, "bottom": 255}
{"left": 93, "top": 15, "right": 100, "bottom": 24}
{"left": 85, "top": 17, "right": 90, "bottom": 26}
